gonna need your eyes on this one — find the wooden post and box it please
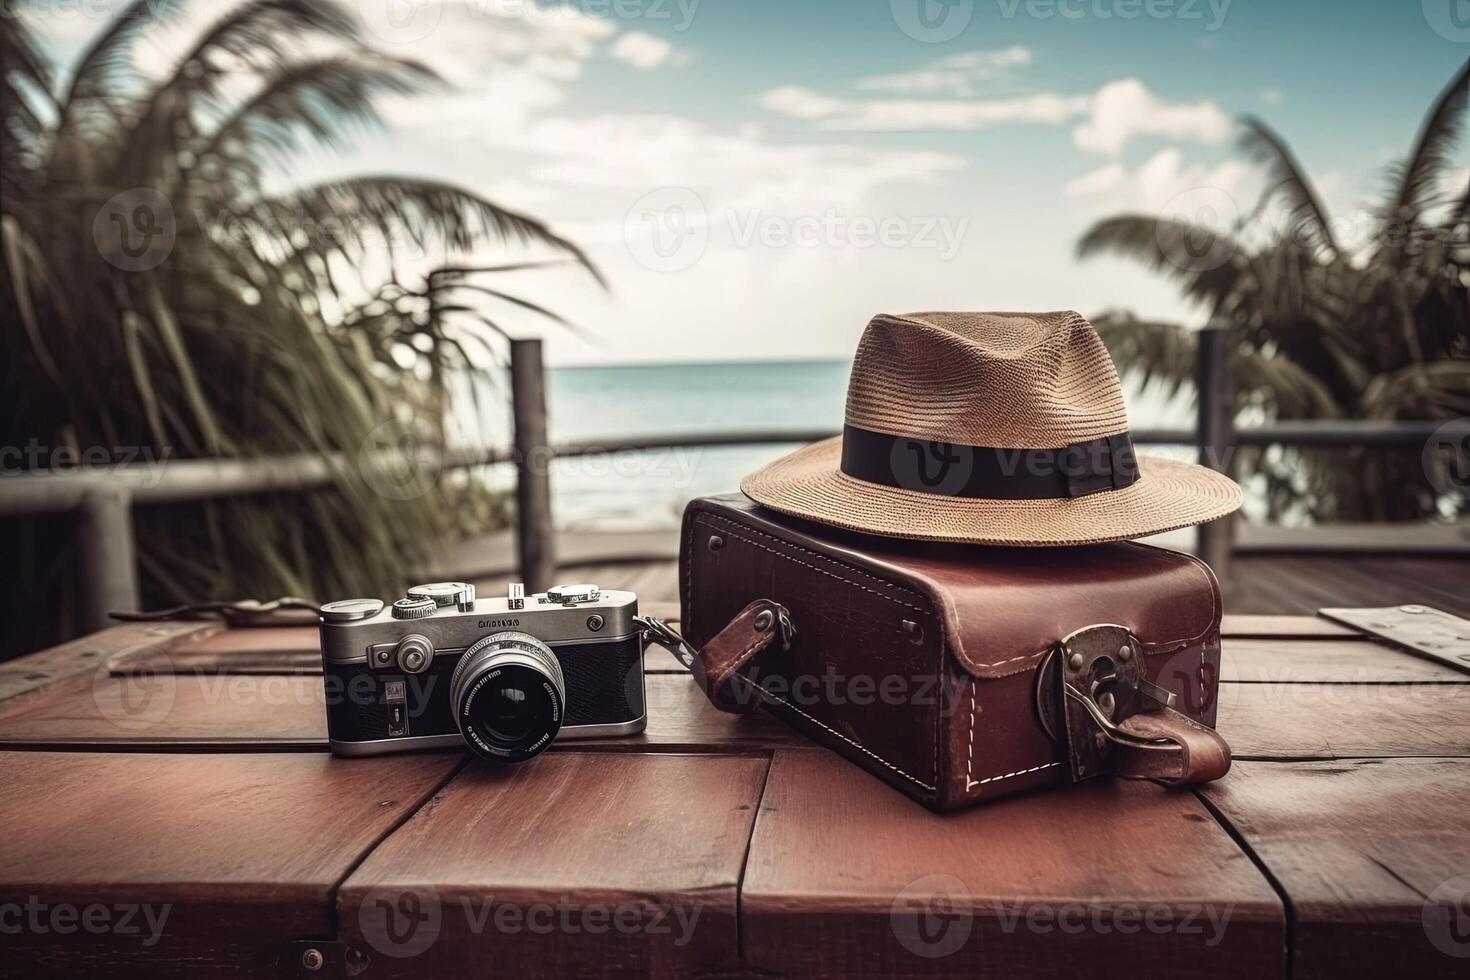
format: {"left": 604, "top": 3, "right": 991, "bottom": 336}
{"left": 1195, "top": 325, "right": 1235, "bottom": 576}
{"left": 76, "top": 487, "right": 140, "bottom": 633}
{"left": 511, "top": 338, "right": 555, "bottom": 592}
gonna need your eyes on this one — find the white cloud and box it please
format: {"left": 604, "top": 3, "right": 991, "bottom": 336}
{"left": 759, "top": 86, "right": 1087, "bottom": 132}
{"left": 1058, "top": 148, "right": 1250, "bottom": 218}
{"left": 1073, "top": 79, "right": 1232, "bottom": 156}
{"left": 761, "top": 76, "right": 1230, "bottom": 152}
{"left": 1064, "top": 163, "right": 1126, "bottom": 197}
{"left": 858, "top": 47, "right": 1033, "bottom": 96}
{"left": 1260, "top": 88, "right": 1284, "bottom": 106}
{"left": 1133, "top": 148, "right": 1251, "bottom": 212}
{"left": 610, "top": 31, "right": 684, "bottom": 70}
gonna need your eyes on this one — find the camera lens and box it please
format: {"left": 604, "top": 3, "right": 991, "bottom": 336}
{"left": 450, "top": 632, "right": 564, "bottom": 764}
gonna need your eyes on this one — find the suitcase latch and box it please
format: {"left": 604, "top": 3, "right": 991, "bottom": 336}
{"left": 1036, "top": 624, "right": 1178, "bottom": 782}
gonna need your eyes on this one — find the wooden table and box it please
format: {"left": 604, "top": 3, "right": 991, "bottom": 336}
{"left": 0, "top": 614, "right": 1467, "bottom": 979}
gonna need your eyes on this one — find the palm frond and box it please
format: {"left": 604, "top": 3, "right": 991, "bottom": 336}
{"left": 1090, "top": 311, "right": 1196, "bottom": 398}
{"left": 1076, "top": 215, "right": 1246, "bottom": 312}
{"left": 1, "top": 14, "right": 54, "bottom": 138}
{"left": 251, "top": 177, "right": 602, "bottom": 278}
{"left": 1239, "top": 115, "right": 1340, "bottom": 259}
{"left": 50, "top": 0, "right": 185, "bottom": 151}
{"left": 1233, "top": 348, "right": 1341, "bottom": 418}
{"left": 1360, "top": 360, "right": 1470, "bottom": 420}
{"left": 195, "top": 54, "right": 438, "bottom": 177}
{"left": 1380, "top": 58, "right": 1469, "bottom": 243}
{"left": 112, "top": 0, "right": 362, "bottom": 185}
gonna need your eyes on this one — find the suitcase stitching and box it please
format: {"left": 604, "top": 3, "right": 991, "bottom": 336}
{"left": 965, "top": 681, "right": 1063, "bottom": 791}
{"left": 696, "top": 515, "right": 931, "bottom": 611}
{"left": 686, "top": 512, "right": 942, "bottom": 793}
{"left": 702, "top": 523, "right": 940, "bottom": 788}
{"left": 732, "top": 674, "right": 939, "bottom": 792}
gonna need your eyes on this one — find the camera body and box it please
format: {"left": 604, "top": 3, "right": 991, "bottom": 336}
{"left": 319, "top": 582, "right": 645, "bottom": 763}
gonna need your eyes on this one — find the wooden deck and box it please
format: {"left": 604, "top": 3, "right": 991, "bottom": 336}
{"left": 0, "top": 555, "right": 1466, "bottom": 978}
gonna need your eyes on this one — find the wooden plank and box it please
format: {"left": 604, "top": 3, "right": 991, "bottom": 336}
{"left": 0, "top": 750, "right": 461, "bottom": 979}
{"left": 108, "top": 625, "right": 320, "bottom": 674}
{"left": 0, "top": 621, "right": 211, "bottom": 708}
{"left": 1217, "top": 681, "right": 1470, "bottom": 759}
{"left": 1225, "top": 555, "right": 1470, "bottom": 618}
{"left": 0, "top": 671, "right": 794, "bottom": 753}
{"left": 1221, "top": 615, "right": 1357, "bottom": 639}
{"left": 1223, "top": 639, "right": 1469, "bottom": 685}
{"left": 1202, "top": 758, "right": 1470, "bottom": 979}
{"left": 0, "top": 669, "right": 327, "bottom": 748}
{"left": 741, "top": 748, "right": 1284, "bottom": 980}
{"left": 562, "top": 673, "right": 802, "bottom": 752}
{"left": 338, "top": 752, "right": 766, "bottom": 978}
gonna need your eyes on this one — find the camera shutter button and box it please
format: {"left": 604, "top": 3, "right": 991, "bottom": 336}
{"left": 395, "top": 635, "right": 434, "bottom": 674}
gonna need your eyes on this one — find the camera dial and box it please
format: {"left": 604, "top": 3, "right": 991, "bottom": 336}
{"left": 406, "top": 582, "right": 472, "bottom": 607}
{"left": 391, "top": 596, "right": 437, "bottom": 620}
{"left": 320, "top": 598, "right": 384, "bottom": 623}
{"left": 450, "top": 631, "right": 565, "bottom": 764}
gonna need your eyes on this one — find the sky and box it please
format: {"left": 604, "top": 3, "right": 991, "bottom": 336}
{"left": 22, "top": 0, "right": 1470, "bottom": 365}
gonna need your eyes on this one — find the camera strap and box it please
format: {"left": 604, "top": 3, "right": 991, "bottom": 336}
{"left": 635, "top": 602, "right": 796, "bottom": 714}
{"left": 633, "top": 615, "right": 698, "bottom": 670}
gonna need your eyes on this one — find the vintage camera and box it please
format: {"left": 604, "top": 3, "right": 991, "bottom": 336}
{"left": 319, "top": 581, "right": 645, "bottom": 763}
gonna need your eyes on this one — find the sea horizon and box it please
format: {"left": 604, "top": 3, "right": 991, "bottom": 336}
{"left": 469, "top": 359, "right": 1195, "bottom": 532}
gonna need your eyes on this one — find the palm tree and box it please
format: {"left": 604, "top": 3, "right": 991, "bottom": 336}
{"left": 1077, "top": 61, "right": 1468, "bottom": 523}
{"left": 1, "top": 1, "right": 597, "bottom": 653}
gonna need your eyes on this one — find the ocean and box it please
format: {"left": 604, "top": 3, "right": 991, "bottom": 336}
{"left": 476, "top": 360, "right": 1193, "bottom": 531}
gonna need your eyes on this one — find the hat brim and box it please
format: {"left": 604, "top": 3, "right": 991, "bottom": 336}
{"left": 741, "top": 436, "right": 1242, "bottom": 547}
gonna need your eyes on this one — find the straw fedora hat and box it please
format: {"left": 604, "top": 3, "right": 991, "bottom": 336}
{"left": 742, "top": 311, "right": 1241, "bottom": 546}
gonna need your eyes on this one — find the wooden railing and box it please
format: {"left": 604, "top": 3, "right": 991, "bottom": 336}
{"left": 0, "top": 328, "right": 1452, "bottom": 633}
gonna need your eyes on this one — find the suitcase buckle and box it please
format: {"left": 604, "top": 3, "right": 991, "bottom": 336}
{"left": 1036, "top": 624, "right": 1178, "bottom": 781}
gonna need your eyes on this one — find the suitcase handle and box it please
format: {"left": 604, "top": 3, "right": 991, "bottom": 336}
{"left": 637, "top": 599, "right": 791, "bottom": 714}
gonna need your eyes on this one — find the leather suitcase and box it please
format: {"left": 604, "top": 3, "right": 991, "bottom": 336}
{"left": 677, "top": 493, "right": 1230, "bottom": 812}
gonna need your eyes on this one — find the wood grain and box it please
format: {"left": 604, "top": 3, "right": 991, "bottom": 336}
{"left": 0, "top": 669, "right": 327, "bottom": 748}
{"left": 1201, "top": 758, "right": 1470, "bottom": 979}
{"left": 1217, "top": 681, "right": 1470, "bottom": 759}
{"left": 740, "top": 748, "right": 1284, "bottom": 980}
{"left": 338, "top": 752, "right": 767, "bottom": 979}
{"left": 0, "top": 671, "right": 796, "bottom": 753}
{"left": 0, "top": 750, "right": 460, "bottom": 979}
{"left": 1222, "top": 638, "right": 1469, "bottom": 684}
{"left": 573, "top": 672, "right": 801, "bottom": 752}
{"left": 0, "top": 621, "right": 211, "bottom": 711}
{"left": 108, "top": 626, "right": 320, "bottom": 675}
{"left": 1220, "top": 615, "right": 1358, "bottom": 639}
